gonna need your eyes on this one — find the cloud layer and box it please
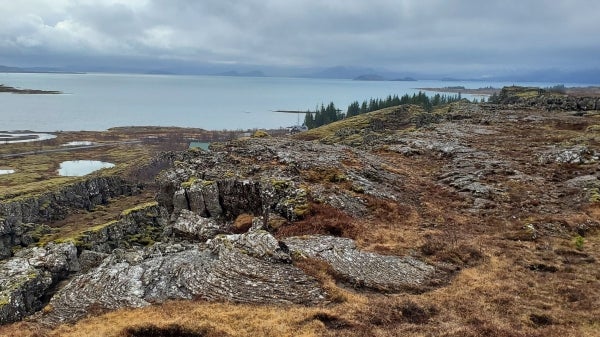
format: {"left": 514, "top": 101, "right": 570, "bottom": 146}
{"left": 1, "top": 0, "right": 599, "bottom": 76}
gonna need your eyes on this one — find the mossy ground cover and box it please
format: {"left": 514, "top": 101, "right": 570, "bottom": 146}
{"left": 36, "top": 191, "right": 156, "bottom": 246}
{"left": 0, "top": 127, "right": 210, "bottom": 200}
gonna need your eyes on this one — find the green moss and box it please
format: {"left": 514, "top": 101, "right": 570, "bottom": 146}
{"left": 328, "top": 172, "right": 347, "bottom": 183}
{"left": 128, "top": 233, "right": 155, "bottom": 246}
{"left": 202, "top": 180, "right": 215, "bottom": 187}
{"left": 271, "top": 179, "right": 290, "bottom": 190}
{"left": 574, "top": 235, "right": 585, "bottom": 251}
{"left": 181, "top": 177, "right": 198, "bottom": 189}
{"left": 589, "top": 188, "right": 600, "bottom": 203}
{"left": 293, "top": 203, "right": 310, "bottom": 217}
{"left": 251, "top": 130, "right": 270, "bottom": 138}
{"left": 586, "top": 125, "right": 600, "bottom": 133}
{"left": 120, "top": 201, "right": 158, "bottom": 216}
{"left": 351, "top": 184, "right": 365, "bottom": 194}
{"left": 88, "top": 220, "right": 118, "bottom": 232}
{"left": 515, "top": 90, "right": 541, "bottom": 99}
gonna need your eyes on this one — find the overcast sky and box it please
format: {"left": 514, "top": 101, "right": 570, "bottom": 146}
{"left": 1, "top": 0, "right": 599, "bottom": 77}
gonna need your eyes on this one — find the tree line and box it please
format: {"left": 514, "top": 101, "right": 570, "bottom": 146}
{"left": 304, "top": 91, "right": 463, "bottom": 129}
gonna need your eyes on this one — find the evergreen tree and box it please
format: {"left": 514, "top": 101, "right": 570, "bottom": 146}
{"left": 347, "top": 101, "right": 360, "bottom": 117}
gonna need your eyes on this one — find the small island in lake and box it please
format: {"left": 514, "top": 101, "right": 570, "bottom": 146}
{"left": 0, "top": 84, "right": 62, "bottom": 94}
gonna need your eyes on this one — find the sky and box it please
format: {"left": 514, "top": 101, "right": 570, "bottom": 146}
{"left": 0, "top": 0, "right": 599, "bottom": 79}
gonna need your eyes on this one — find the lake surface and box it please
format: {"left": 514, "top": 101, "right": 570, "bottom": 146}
{"left": 0, "top": 73, "right": 591, "bottom": 132}
{"left": 57, "top": 160, "right": 115, "bottom": 177}
{"left": 0, "top": 132, "right": 56, "bottom": 144}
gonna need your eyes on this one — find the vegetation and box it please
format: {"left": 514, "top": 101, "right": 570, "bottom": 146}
{"left": 304, "top": 92, "right": 462, "bottom": 129}
{"left": 545, "top": 84, "right": 567, "bottom": 94}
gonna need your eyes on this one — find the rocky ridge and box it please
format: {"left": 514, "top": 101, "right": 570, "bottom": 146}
{"left": 0, "top": 175, "right": 138, "bottom": 259}
{"left": 0, "top": 137, "right": 445, "bottom": 325}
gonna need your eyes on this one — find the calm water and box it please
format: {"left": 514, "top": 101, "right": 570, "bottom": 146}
{"left": 57, "top": 160, "right": 115, "bottom": 177}
{"left": 0, "top": 73, "right": 588, "bottom": 132}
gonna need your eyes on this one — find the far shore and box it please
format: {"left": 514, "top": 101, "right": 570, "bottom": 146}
{"left": 0, "top": 84, "right": 62, "bottom": 94}
{"left": 416, "top": 86, "right": 500, "bottom": 95}
{"left": 418, "top": 85, "right": 600, "bottom": 97}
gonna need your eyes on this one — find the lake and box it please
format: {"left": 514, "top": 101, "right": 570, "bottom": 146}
{"left": 0, "top": 72, "right": 589, "bottom": 132}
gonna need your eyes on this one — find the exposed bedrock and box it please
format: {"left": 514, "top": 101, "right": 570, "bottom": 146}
{"left": 38, "top": 231, "right": 326, "bottom": 325}
{"left": 0, "top": 176, "right": 138, "bottom": 260}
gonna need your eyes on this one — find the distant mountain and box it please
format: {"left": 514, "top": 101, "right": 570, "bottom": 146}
{"left": 353, "top": 74, "right": 386, "bottom": 81}
{"left": 0, "top": 65, "right": 77, "bottom": 74}
{"left": 144, "top": 69, "right": 175, "bottom": 75}
{"left": 353, "top": 74, "right": 418, "bottom": 81}
{"left": 302, "top": 66, "right": 380, "bottom": 79}
{"left": 214, "top": 70, "right": 265, "bottom": 77}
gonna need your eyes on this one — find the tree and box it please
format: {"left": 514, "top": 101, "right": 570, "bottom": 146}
{"left": 347, "top": 101, "right": 360, "bottom": 117}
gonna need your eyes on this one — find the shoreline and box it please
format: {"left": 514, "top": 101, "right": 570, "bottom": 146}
{"left": 0, "top": 84, "right": 62, "bottom": 94}
{"left": 416, "top": 87, "right": 500, "bottom": 95}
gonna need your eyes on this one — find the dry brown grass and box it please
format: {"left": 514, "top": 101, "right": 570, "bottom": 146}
{"left": 0, "top": 301, "right": 340, "bottom": 337}
{"left": 276, "top": 202, "right": 356, "bottom": 239}
{"left": 231, "top": 213, "right": 255, "bottom": 233}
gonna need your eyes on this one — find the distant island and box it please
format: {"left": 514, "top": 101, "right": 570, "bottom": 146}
{"left": 0, "top": 84, "right": 62, "bottom": 94}
{"left": 353, "top": 74, "right": 417, "bottom": 81}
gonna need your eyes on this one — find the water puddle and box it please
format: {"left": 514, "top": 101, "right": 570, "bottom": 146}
{"left": 189, "top": 142, "right": 210, "bottom": 151}
{"left": 61, "top": 141, "right": 95, "bottom": 147}
{"left": 57, "top": 160, "right": 115, "bottom": 177}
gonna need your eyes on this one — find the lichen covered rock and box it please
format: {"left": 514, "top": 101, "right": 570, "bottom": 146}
{"left": 40, "top": 235, "right": 325, "bottom": 325}
{"left": 285, "top": 235, "right": 438, "bottom": 292}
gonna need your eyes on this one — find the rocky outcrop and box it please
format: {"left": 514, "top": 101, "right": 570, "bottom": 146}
{"left": 0, "top": 242, "right": 79, "bottom": 324}
{"left": 157, "top": 138, "right": 411, "bottom": 220}
{"left": 0, "top": 175, "right": 138, "bottom": 259}
{"left": 1, "top": 137, "right": 454, "bottom": 326}
{"left": 0, "top": 202, "right": 169, "bottom": 324}
{"left": 538, "top": 145, "right": 598, "bottom": 164}
{"left": 495, "top": 86, "right": 600, "bottom": 111}
{"left": 285, "top": 235, "right": 438, "bottom": 292}
{"left": 39, "top": 232, "right": 325, "bottom": 325}
{"left": 60, "top": 202, "right": 167, "bottom": 254}
{"left": 170, "top": 209, "right": 227, "bottom": 240}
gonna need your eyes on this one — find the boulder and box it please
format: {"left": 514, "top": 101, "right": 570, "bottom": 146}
{"left": 172, "top": 210, "right": 226, "bottom": 241}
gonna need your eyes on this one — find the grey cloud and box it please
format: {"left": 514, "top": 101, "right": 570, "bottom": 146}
{"left": 0, "top": 0, "right": 598, "bottom": 77}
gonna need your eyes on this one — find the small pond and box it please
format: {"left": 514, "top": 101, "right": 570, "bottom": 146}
{"left": 189, "top": 142, "right": 210, "bottom": 151}
{"left": 61, "top": 141, "right": 95, "bottom": 147}
{"left": 0, "top": 132, "right": 56, "bottom": 144}
{"left": 57, "top": 160, "right": 115, "bottom": 177}
{"left": 0, "top": 169, "right": 15, "bottom": 175}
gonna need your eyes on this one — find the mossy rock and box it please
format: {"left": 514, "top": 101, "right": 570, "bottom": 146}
{"left": 251, "top": 130, "right": 270, "bottom": 138}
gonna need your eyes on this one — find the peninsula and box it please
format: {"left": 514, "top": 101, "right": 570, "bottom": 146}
{"left": 0, "top": 84, "right": 61, "bottom": 94}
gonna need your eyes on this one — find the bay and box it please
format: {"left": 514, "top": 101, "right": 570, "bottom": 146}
{"left": 0, "top": 72, "right": 588, "bottom": 132}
